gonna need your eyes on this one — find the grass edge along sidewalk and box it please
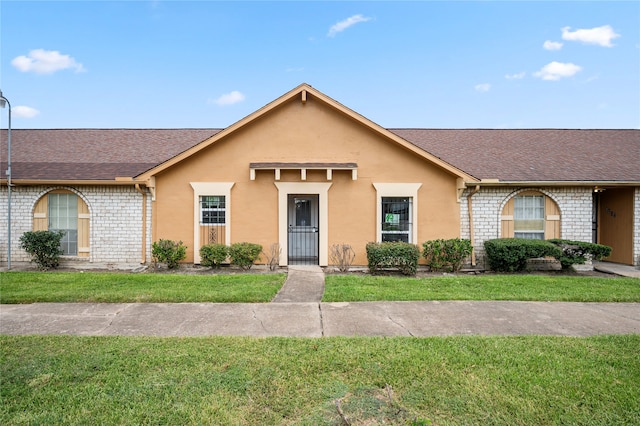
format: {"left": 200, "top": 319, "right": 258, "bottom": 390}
{"left": 1, "top": 271, "right": 639, "bottom": 303}
{"left": 2, "top": 334, "right": 639, "bottom": 425}
{"left": 323, "top": 274, "right": 640, "bottom": 302}
{"left": 0, "top": 272, "right": 285, "bottom": 303}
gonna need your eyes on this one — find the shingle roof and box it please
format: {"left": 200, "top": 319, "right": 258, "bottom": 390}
{"left": 1, "top": 129, "right": 220, "bottom": 180}
{"left": 390, "top": 129, "right": 640, "bottom": 182}
{"left": 1, "top": 128, "right": 639, "bottom": 183}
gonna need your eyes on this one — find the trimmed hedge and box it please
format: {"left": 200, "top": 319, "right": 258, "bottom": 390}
{"left": 484, "top": 238, "right": 562, "bottom": 272}
{"left": 549, "top": 239, "right": 612, "bottom": 269}
{"left": 199, "top": 243, "right": 229, "bottom": 268}
{"left": 152, "top": 239, "right": 187, "bottom": 269}
{"left": 422, "top": 238, "right": 472, "bottom": 272}
{"left": 229, "top": 242, "right": 262, "bottom": 270}
{"left": 366, "top": 241, "right": 421, "bottom": 276}
{"left": 19, "top": 230, "right": 65, "bottom": 270}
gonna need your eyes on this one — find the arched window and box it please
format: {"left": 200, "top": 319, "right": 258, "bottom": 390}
{"left": 33, "top": 190, "right": 90, "bottom": 257}
{"left": 501, "top": 191, "right": 560, "bottom": 240}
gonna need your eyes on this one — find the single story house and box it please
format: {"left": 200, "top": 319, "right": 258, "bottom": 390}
{"left": 1, "top": 84, "right": 639, "bottom": 268}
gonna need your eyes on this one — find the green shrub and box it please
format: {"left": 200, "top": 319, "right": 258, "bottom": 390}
{"left": 152, "top": 239, "right": 187, "bottom": 269}
{"left": 19, "top": 230, "right": 65, "bottom": 270}
{"left": 484, "top": 238, "right": 562, "bottom": 272}
{"left": 548, "top": 239, "right": 612, "bottom": 269}
{"left": 229, "top": 242, "right": 262, "bottom": 270}
{"left": 366, "top": 241, "right": 421, "bottom": 276}
{"left": 422, "top": 238, "right": 473, "bottom": 272}
{"left": 199, "top": 243, "right": 229, "bottom": 268}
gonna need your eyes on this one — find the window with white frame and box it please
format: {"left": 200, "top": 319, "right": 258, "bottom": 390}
{"left": 381, "top": 197, "right": 412, "bottom": 243}
{"left": 200, "top": 195, "right": 225, "bottom": 225}
{"left": 514, "top": 195, "right": 544, "bottom": 239}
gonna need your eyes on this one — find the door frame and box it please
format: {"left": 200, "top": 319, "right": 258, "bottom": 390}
{"left": 275, "top": 182, "right": 332, "bottom": 266}
{"left": 287, "top": 194, "right": 319, "bottom": 264}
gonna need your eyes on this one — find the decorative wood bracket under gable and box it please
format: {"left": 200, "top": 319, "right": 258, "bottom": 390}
{"left": 250, "top": 162, "right": 357, "bottom": 181}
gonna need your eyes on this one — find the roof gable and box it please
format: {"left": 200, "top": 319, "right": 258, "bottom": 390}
{"left": 135, "top": 84, "right": 476, "bottom": 182}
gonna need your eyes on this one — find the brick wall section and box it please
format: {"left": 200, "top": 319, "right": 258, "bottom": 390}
{"left": 460, "top": 186, "right": 594, "bottom": 268}
{"left": 0, "top": 185, "right": 151, "bottom": 264}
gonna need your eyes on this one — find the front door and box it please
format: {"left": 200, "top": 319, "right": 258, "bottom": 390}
{"left": 288, "top": 195, "right": 319, "bottom": 265}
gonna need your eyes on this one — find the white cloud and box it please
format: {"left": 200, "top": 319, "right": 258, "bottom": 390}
{"left": 210, "top": 91, "right": 245, "bottom": 106}
{"left": 561, "top": 25, "right": 620, "bottom": 47}
{"left": 505, "top": 72, "right": 526, "bottom": 80}
{"left": 534, "top": 61, "right": 582, "bottom": 81}
{"left": 11, "top": 49, "right": 85, "bottom": 74}
{"left": 474, "top": 83, "right": 491, "bottom": 93}
{"left": 12, "top": 106, "right": 40, "bottom": 118}
{"left": 543, "top": 40, "right": 563, "bottom": 51}
{"left": 327, "top": 14, "right": 371, "bottom": 37}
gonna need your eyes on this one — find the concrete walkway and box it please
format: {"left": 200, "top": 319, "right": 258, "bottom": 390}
{"left": 1, "top": 301, "right": 639, "bottom": 337}
{"left": 272, "top": 265, "right": 325, "bottom": 303}
{"left": 593, "top": 261, "right": 640, "bottom": 278}
{"left": 2, "top": 262, "right": 639, "bottom": 337}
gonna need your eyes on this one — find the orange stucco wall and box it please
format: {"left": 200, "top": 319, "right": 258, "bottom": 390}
{"left": 152, "top": 94, "right": 461, "bottom": 265}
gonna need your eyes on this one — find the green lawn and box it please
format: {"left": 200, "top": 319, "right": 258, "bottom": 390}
{"left": 2, "top": 334, "right": 639, "bottom": 425}
{"left": 324, "top": 274, "right": 640, "bottom": 302}
{"left": 2, "top": 271, "right": 639, "bottom": 304}
{"left": 0, "top": 272, "right": 285, "bottom": 303}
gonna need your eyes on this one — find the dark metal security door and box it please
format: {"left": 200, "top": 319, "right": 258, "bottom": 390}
{"left": 288, "top": 195, "right": 319, "bottom": 265}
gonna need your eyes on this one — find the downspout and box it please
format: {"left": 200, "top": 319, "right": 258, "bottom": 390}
{"left": 467, "top": 185, "right": 480, "bottom": 266}
{"left": 135, "top": 184, "right": 147, "bottom": 264}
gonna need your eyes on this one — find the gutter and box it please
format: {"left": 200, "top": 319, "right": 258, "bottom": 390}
{"left": 466, "top": 185, "right": 481, "bottom": 266}
{"left": 1, "top": 179, "right": 143, "bottom": 186}
{"left": 134, "top": 184, "right": 148, "bottom": 265}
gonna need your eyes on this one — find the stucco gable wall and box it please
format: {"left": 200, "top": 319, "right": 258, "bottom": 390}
{"left": 153, "top": 94, "right": 462, "bottom": 264}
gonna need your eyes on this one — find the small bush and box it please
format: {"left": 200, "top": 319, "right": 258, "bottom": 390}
{"left": 484, "top": 238, "right": 562, "bottom": 272}
{"left": 152, "top": 239, "right": 187, "bottom": 269}
{"left": 366, "top": 241, "right": 421, "bottom": 276}
{"left": 229, "top": 242, "right": 262, "bottom": 270}
{"left": 549, "top": 239, "right": 612, "bottom": 269}
{"left": 199, "top": 243, "right": 229, "bottom": 268}
{"left": 19, "top": 230, "right": 65, "bottom": 270}
{"left": 422, "top": 238, "right": 473, "bottom": 272}
{"left": 330, "top": 243, "right": 356, "bottom": 272}
{"left": 262, "top": 243, "right": 282, "bottom": 271}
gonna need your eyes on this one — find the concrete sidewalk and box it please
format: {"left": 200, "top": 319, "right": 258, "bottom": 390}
{"left": 2, "top": 262, "right": 639, "bottom": 338}
{"left": 2, "top": 301, "right": 639, "bottom": 337}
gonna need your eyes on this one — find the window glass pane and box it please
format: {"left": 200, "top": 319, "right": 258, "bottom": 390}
{"left": 381, "top": 197, "right": 412, "bottom": 242}
{"left": 48, "top": 193, "right": 78, "bottom": 256}
{"left": 515, "top": 232, "right": 545, "bottom": 240}
{"left": 295, "top": 198, "right": 311, "bottom": 226}
{"left": 200, "top": 195, "right": 226, "bottom": 224}
{"left": 513, "top": 195, "right": 545, "bottom": 240}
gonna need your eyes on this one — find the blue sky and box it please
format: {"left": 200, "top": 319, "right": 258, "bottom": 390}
{"left": 1, "top": 1, "right": 639, "bottom": 129}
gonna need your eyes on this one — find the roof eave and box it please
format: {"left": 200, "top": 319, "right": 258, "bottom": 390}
{"left": 477, "top": 179, "right": 640, "bottom": 187}
{"left": 3, "top": 178, "right": 140, "bottom": 186}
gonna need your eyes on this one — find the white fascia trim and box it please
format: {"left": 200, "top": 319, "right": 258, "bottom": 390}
{"left": 373, "top": 183, "right": 423, "bottom": 243}
{"left": 274, "top": 182, "right": 333, "bottom": 266}
{"left": 190, "top": 182, "right": 235, "bottom": 263}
